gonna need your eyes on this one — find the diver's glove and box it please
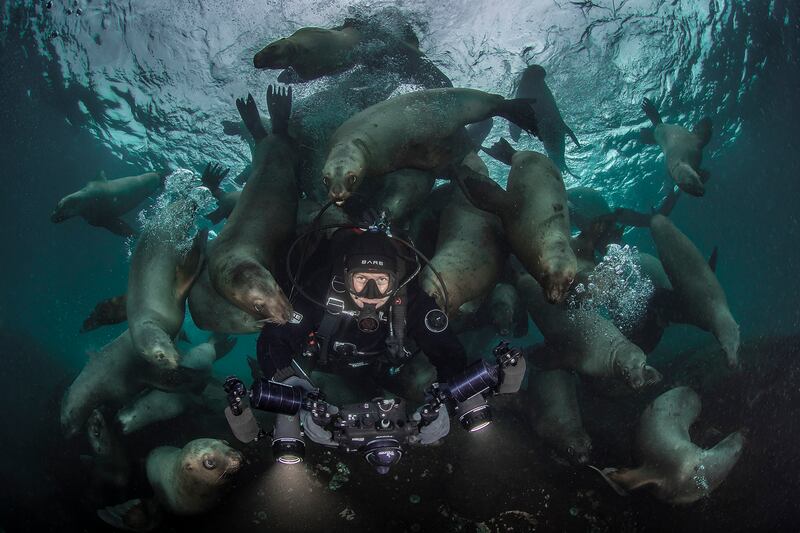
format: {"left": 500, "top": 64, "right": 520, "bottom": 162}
{"left": 413, "top": 404, "right": 450, "bottom": 445}
{"left": 299, "top": 406, "right": 339, "bottom": 447}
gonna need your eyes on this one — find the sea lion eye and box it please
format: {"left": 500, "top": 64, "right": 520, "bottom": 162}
{"left": 347, "top": 174, "right": 356, "bottom": 186}
{"left": 203, "top": 457, "right": 217, "bottom": 469}
{"left": 323, "top": 176, "right": 331, "bottom": 187}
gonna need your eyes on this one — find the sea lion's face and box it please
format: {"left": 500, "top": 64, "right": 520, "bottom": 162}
{"left": 183, "top": 439, "right": 243, "bottom": 486}
{"left": 540, "top": 258, "right": 576, "bottom": 304}
{"left": 138, "top": 328, "right": 181, "bottom": 370}
{"left": 490, "top": 302, "right": 514, "bottom": 336}
{"left": 564, "top": 433, "right": 593, "bottom": 465}
{"left": 614, "top": 350, "right": 662, "bottom": 390}
{"left": 51, "top": 195, "right": 80, "bottom": 222}
{"left": 228, "top": 264, "right": 293, "bottom": 324}
{"left": 322, "top": 143, "right": 366, "bottom": 204}
{"left": 253, "top": 37, "right": 297, "bottom": 69}
{"left": 673, "top": 162, "right": 705, "bottom": 197}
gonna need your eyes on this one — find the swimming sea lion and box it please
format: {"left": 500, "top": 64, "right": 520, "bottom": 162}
{"left": 188, "top": 265, "right": 265, "bottom": 334}
{"left": 116, "top": 335, "right": 236, "bottom": 434}
{"left": 421, "top": 153, "right": 507, "bottom": 315}
{"left": 127, "top": 200, "right": 206, "bottom": 369}
{"left": 515, "top": 267, "right": 662, "bottom": 390}
{"left": 649, "top": 214, "right": 740, "bottom": 368}
{"left": 508, "top": 64, "right": 580, "bottom": 175}
{"left": 640, "top": 97, "right": 712, "bottom": 197}
{"left": 208, "top": 86, "right": 297, "bottom": 324}
{"left": 596, "top": 386, "right": 744, "bottom": 504}
{"left": 61, "top": 330, "right": 209, "bottom": 438}
{"left": 80, "top": 294, "right": 127, "bottom": 333}
{"left": 322, "top": 87, "right": 539, "bottom": 203}
{"left": 529, "top": 369, "right": 592, "bottom": 465}
{"left": 460, "top": 138, "right": 576, "bottom": 304}
{"left": 51, "top": 170, "right": 164, "bottom": 236}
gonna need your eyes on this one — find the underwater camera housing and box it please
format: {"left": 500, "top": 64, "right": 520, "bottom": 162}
{"left": 223, "top": 377, "right": 431, "bottom": 474}
{"left": 427, "top": 341, "right": 525, "bottom": 432}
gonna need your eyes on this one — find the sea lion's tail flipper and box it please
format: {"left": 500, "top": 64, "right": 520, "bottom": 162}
{"left": 94, "top": 217, "right": 136, "bottom": 238}
{"left": 453, "top": 169, "right": 512, "bottom": 217}
{"left": 565, "top": 124, "right": 581, "bottom": 147}
{"left": 641, "top": 97, "right": 662, "bottom": 125}
{"left": 200, "top": 162, "right": 230, "bottom": 193}
{"left": 708, "top": 246, "right": 719, "bottom": 273}
{"left": 235, "top": 93, "right": 268, "bottom": 141}
{"left": 639, "top": 127, "right": 657, "bottom": 145}
{"left": 466, "top": 118, "right": 493, "bottom": 150}
{"left": 97, "top": 498, "right": 161, "bottom": 532}
{"left": 266, "top": 84, "right": 292, "bottom": 136}
{"left": 693, "top": 117, "right": 713, "bottom": 148}
{"left": 481, "top": 137, "right": 517, "bottom": 166}
{"left": 498, "top": 97, "right": 540, "bottom": 138}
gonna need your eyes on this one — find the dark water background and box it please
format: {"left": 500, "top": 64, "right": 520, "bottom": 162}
{"left": 1, "top": 0, "right": 799, "bottom": 531}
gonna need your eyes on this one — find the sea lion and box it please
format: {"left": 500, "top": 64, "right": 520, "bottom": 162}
{"left": 486, "top": 282, "right": 528, "bottom": 338}
{"left": 98, "top": 438, "right": 243, "bottom": 529}
{"left": 346, "top": 168, "right": 436, "bottom": 228}
{"left": 84, "top": 409, "right": 130, "bottom": 493}
{"left": 208, "top": 86, "right": 298, "bottom": 324}
{"left": 187, "top": 265, "right": 265, "bottom": 334}
{"left": 80, "top": 294, "right": 127, "bottom": 333}
{"left": 460, "top": 138, "right": 577, "bottom": 304}
{"left": 529, "top": 369, "right": 592, "bottom": 465}
{"left": 116, "top": 335, "right": 236, "bottom": 434}
{"left": 255, "top": 10, "right": 451, "bottom": 88}
{"left": 127, "top": 199, "right": 206, "bottom": 369}
{"left": 640, "top": 97, "right": 713, "bottom": 197}
{"left": 567, "top": 186, "right": 611, "bottom": 232}
{"left": 51, "top": 170, "right": 163, "bottom": 236}
{"left": 61, "top": 330, "right": 209, "bottom": 438}
{"left": 321, "top": 87, "right": 539, "bottom": 203}
{"left": 420, "top": 153, "right": 507, "bottom": 315}
{"left": 596, "top": 386, "right": 744, "bottom": 504}
{"left": 649, "top": 214, "right": 740, "bottom": 368}
{"left": 515, "top": 267, "right": 662, "bottom": 390}
{"left": 508, "top": 64, "right": 580, "bottom": 175}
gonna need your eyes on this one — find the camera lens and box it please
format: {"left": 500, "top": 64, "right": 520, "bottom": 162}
{"left": 455, "top": 394, "right": 493, "bottom": 432}
{"left": 364, "top": 439, "right": 402, "bottom": 475}
{"left": 272, "top": 439, "right": 305, "bottom": 464}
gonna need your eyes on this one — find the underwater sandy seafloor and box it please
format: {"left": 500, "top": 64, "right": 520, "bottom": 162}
{"left": 1, "top": 0, "right": 800, "bottom": 531}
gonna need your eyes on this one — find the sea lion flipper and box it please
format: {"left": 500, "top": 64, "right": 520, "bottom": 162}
{"left": 266, "top": 84, "right": 292, "bottom": 136}
{"left": 565, "top": 124, "right": 581, "bottom": 147}
{"left": 481, "top": 137, "right": 517, "bottom": 166}
{"left": 94, "top": 217, "right": 136, "bottom": 237}
{"left": 97, "top": 498, "right": 161, "bottom": 532}
{"left": 508, "top": 123, "right": 522, "bottom": 142}
{"left": 654, "top": 186, "right": 681, "bottom": 217}
{"left": 641, "top": 97, "right": 662, "bottom": 125}
{"left": 200, "top": 162, "right": 229, "bottom": 193}
{"left": 639, "top": 127, "right": 657, "bottom": 145}
{"left": 612, "top": 207, "right": 652, "bottom": 228}
{"left": 454, "top": 173, "right": 511, "bottom": 217}
{"left": 693, "top": 117, "right": 713, "bottom": 148}
{"left": 465, "top": 118, "right": 493, "bottom": 150}
{"left": 175, "top": 230, "right": 207, "bottom": 299}
{"left": 235, "top": 94, "right": 268, "bottom": 141}
{"left": 587, "top": 465, "right": 630, "bottom": 496}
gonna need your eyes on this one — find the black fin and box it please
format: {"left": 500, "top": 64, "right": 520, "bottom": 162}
{"left": 565, "top": 124, "right": 580, "bottom": 147}
{"left": 639, "top": 127, "right": 656, "bottom": 145}
{"left": 206, "top": 207, "right": 227, "bottom": 225}
{"left": 708, "top": 245, "right": 718, "bottom": 273}
{"left": 654, "top": 186, "right": 681, "bottom": 217}
{"left": 481, "top": 137, "right": 517, "bottom": 166}
{"left": 693, "top": 117, "right": 713, "bottom": 147}
{"left": 235, "top": 93, "right": 268, "bottom": 141}
{"left": 200, "top": 162, "right": 230, "bottom": 193}
{"left": 508, "top": 123, "right": 522, "bottom": 142}
{"left": 641, "top": 97, "right": 662, "bottom": 125}
{"left": 277, "top": 67, "right": 304, "bottom": 84}
{"left": 92, "top": 217, "right": 136, "bottom": 237}
{"left": 465, "top": 118, "right": 493, "bottom": 150}
{"left": 266, "top": 84, "right": 292, "bottom": 136}
{"left": 497, "top": 98, "right": 539, "bottom": 138}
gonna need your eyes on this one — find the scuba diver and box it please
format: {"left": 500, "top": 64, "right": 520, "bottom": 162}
{"left": 257, "top": 215, "right": 468, "bottom": 448}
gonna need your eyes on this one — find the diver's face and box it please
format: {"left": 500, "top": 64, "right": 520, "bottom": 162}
{"left": 349, "top": 272, "right": 391, "bottom": 309}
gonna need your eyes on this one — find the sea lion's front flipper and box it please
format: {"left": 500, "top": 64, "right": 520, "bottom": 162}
{"left": 97, "top": 498, "right": 162, "bottom": 532}
{"left": 93, "top": 217, "right": 136, "bottom": 237}
{"left": 639, "top": 127, "right": 657, "bottom": 145}
{"left": 693, "top": 117, "right": 713, "bottom": 148}
{"left": 466, "top": 118, "right": 493, "bottom": 150}
{"left": 641, "top": 97, "right": 662, "bottom": 125}
{"left": 175, "top": 230, "right": 208, "bottom": 300}
{"left": 200, "top": 162, "right": 230, "bottom": 193}
{"left": 587, "top": 466, "right": 631, "bottom": 496}
{"left": 453, "top": 171, "right": 512, "bottom": 218}
{"left": 565, "top": 124, "right": 581, "bottom": 147}
{"left": 235, "top": 93, "right": 268, "bottom": 141}
{"left": 481, "top": 137, "right": 517, "bottom": 166}
{"left": 266, "top": 84, "right": 292, "bottom": 136}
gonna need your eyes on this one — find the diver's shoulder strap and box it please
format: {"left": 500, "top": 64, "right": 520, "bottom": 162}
{"left": 317, "top": 279, "right": 348, "bottom": 366}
